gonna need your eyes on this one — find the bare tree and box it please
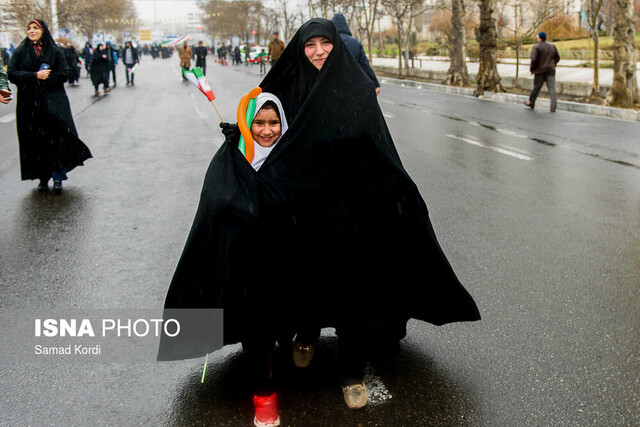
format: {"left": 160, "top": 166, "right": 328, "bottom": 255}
{"left": 382, "top": 0, "right": 427, "bottom": 76}
{"left": 498, "top": 0, "right": 560, "bottom": 84}
{"left": 443, "top": 0, "right": 470, "bottom": 86}
{"left": 4, "top": 0, "right": 137, "bottom": 41}
{"left": 475, "top": 0, "right": 505, "bottom": 96}
{"left": 605, "top": 0, "right": 639, "bottom": 107}
{"left": 358, "top": 0, "right": 380, "bottom": 62}
{"left": 585, "top": 0, "right": 606, "bottom": 95}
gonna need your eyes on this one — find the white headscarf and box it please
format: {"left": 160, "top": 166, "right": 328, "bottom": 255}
{"left": 249, "top": 92, "right": 288, "bottom": 171}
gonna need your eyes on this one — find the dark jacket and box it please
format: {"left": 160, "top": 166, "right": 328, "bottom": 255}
{"left": 90, "top": 45, "right": 110, "bottom": 86}
{"left": 331, "top": 13, "right": 380, "bottom": 88}
{"left": 82, "top": 43, "right": 92, "bottom": 63}
{"left": 121, "top": 44, "right": 139, "bottom": 65}
{"left": 7, "top": 20, "right": 91, "bottom": 180}
{"left": 63, "top": 45, "right": 80, "bottom": 82}
{"left": 530, "top": 41, "right": 560, "bottom": 74}
{"left": 194, "top": 46, "right": 207, "bottom": 66}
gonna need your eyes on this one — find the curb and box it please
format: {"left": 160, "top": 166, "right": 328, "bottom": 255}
{"left": 379, "top": 77, "right": 640, "bottom": 123}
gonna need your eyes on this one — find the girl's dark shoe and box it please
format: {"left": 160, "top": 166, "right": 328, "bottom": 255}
{"left": 38, "top": 179, "right": 49, "bottom": 191}
{"left": 52, "top": 180, "right": 63, "bottom": 194}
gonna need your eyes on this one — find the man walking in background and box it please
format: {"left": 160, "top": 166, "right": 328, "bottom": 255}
{"left": 267, "top": 32, "right": 285, "bottom": 66}
{"left": 525, "top": 31, "right": 560, "bottom": 112}
{"left": 194, "top": 41, "right": 207, "bottom": 75}
{"left": 331, "top": 13, "right": 381, "bottom": 96}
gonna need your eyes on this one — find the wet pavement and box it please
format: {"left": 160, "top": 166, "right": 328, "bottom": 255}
{"left": 0, "top": 57, "right": 639, "bottom": 426}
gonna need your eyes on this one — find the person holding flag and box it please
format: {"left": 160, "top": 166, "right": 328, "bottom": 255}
{"left": 121, "top": 41, "right": 139, "bottom": 86}
{"left": 159, "top": 17, "right": 480, "bottom": 426}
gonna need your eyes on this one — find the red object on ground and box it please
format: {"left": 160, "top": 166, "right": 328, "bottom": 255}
{"left": 253, "top": 393, "right": 280, "bottom": 427}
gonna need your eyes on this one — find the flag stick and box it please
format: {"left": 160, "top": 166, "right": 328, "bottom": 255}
{"left": 210, "top": 101, "right": 224, "bottom": 122}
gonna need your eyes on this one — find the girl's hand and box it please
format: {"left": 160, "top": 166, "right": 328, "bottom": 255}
{"left": 36, "top": 69, "right": 51, "bottom": 80}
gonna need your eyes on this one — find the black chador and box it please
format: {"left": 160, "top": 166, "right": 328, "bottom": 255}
{"left": 8, "top": 19, "right": 91, "bottom": 181}
{"left": 158, "top": 18, "right": 480, "bottom": 361}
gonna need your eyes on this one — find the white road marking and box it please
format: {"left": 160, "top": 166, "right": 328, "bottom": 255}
{"left": 0, "top": 113, "right": 16, "bottom": 123}
{"left": 447, "top": 134, "right": 533, "bottom": 161}
{"left": 194, "top": 105, "right": 207, "bottom": 119}
{"left": 383, "top": 112, "right": 395, "bottom": 118}
{"left": 364, "top": 364, "right": 392, "bottom": 405}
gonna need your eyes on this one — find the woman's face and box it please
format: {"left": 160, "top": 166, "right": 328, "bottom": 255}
{"left": 251, "top": 107, "right": 282, "bottom": 148}
{"left": 304, "top": 36, "right": 333, "bottom": 70}
{"left": 27, "top": 23, "right": 43, "bottom": 42}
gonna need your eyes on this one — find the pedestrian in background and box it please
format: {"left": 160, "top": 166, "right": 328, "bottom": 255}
{"left": 8, "top": 19, "right": 91, "bottom": 193}
{"left": 90, "top": 43, "right": 110, "bottom": 95}
{"left": 177, "top": 40, "right": 192, "bottom": 81}
{"left": 331, "top": 13, "right": 381, "bottom": 95}
{"left": 0, "top": 56, "right": 12, "bottom": 104}
{"left": 267, "top": 32, "right": 285, "bottom": 66}
{"left": 82, "top": 42, "right": 92, "bottom": 77}
{"left": 105, "top": 41, "right": 117, "bottom": 87}
{"left": 121, "top": 41, "right": 139, "bottom": 86}
{"left": 1, "top": 48, "right": 10, "bottom": 68}
{"left": 63, "top": 42, "right": 80, "bottom": 86}
{"left": 194, "top": 40, "right": 207, "bottom": 75}
{"left": 525, "top": 31, "right": 560, "bottom": 112}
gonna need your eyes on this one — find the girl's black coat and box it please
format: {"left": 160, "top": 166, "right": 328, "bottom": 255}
{"left": 7, "top": 20, "right": 91, "bottom": 180}
{"left": 158, "top": 19, "right": 480, "bottom": 361}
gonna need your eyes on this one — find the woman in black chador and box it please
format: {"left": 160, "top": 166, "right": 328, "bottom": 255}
{"left": 159, "top": 18, "right": 480, "bottom": 425}
{"left": 90, "top": 43, "right": 110, "bottom": 96}
{"left": 8, "top": 19, "right": 91, "bottom": 193}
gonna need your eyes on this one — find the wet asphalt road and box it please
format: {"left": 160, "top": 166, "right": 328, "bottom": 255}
{"left": 0, "top": 57, "right": 639, "bottom": 426}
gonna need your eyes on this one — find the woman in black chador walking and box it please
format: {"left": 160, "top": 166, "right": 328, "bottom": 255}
{"left": 8, "top": 19, "right": 91, "bottom": 193}
{"left": 159, "top": 18, "right": 480, "bottom": 426}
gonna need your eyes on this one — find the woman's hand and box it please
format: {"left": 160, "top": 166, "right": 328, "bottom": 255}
{"left": 220, "top": 122, "right": 240, "bottom": 144}
{"left": 36, "top": 69, "right": 51, "bottom": 80}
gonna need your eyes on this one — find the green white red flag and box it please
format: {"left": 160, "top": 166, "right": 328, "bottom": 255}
{"left": 184, "top": 67, "right": 215, "bottom": 101}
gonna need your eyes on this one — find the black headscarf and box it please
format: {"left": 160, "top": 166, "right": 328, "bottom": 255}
{"left": 16, "top": 20, "right": 61, "bottom": 65}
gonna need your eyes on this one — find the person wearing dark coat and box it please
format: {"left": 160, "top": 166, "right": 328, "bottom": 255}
{"left": 63, "top": 42, "right": 80, "bottom": 85}
{"left": 81, "top": 42, "right": 92, "bottom": 77}
{"left": 194, "top": 41, "right": 207, "bottom": 75}
{"left": 7, "top": 19, "right": 92, "bottom": 193}
{"left": 158, "top": 17, "right": 480, "bottom": 424}
{"left": 90, "top": 43, "right": 110, "bottom": 95}
{"left": 331, "top": 13, "right": 381, "bottom": 95}
{"left": 121, "top": 41, "right": 139, "bottom": 85}
{"left": 104, "top": 41, "right": 117, "bottom": 87}
{"left": 524, "top": 31, "right": 560, "bottom": 112}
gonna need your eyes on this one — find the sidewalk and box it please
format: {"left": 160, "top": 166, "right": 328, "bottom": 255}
{"left": 371, "top": 56, "right": 640, "bottom": 122}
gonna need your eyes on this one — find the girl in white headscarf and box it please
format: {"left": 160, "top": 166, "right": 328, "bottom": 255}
{"left": 248, "top": 92, "right": 288, "bottom": 171}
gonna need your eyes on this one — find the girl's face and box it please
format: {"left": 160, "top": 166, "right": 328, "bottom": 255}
{"left": 251, "top": 107, "right": 282, "bottom": 148}
{"left": 304, "top": 36, "right": 333, "bottom": 70}
{"left": 27, "top": 23, "right": 43, "bottom": 42}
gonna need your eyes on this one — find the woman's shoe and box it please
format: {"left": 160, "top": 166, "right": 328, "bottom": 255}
{"left": 292, "top": 341, "right": 315, "bottom": 368}
{"left": 94, "top": 90, "right": 100, "bottom": 96}
{"left": 253, "top": 393, "right": 280, "bottom": 427}
{"left": 342, "top": 383, "right": 368, "bottom": 409}
{"left": 52, "top": 180, "right": 62, "bottom": 194}
{"left": 37, "top": 179, "right": 49, "bottom": 191}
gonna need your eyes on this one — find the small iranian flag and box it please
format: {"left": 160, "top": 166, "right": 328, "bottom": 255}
{"left": 184, "top": 67, "right": 215, "bottom": 101}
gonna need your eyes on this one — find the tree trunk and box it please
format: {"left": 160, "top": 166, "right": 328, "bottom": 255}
{"left": 475, "top": 0, "right": 504, "bottom": 96}
{"left": 605, "top": 0, "right": 639, "bottom": 107}
{"left": 444, "top": 0, "right": 470, "bottom": 86}
{"left": 397, "top": 20, "right": 404, "bottom": 77}
{"left": 591, "top": 29, "right": 600, "bottom": 95}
